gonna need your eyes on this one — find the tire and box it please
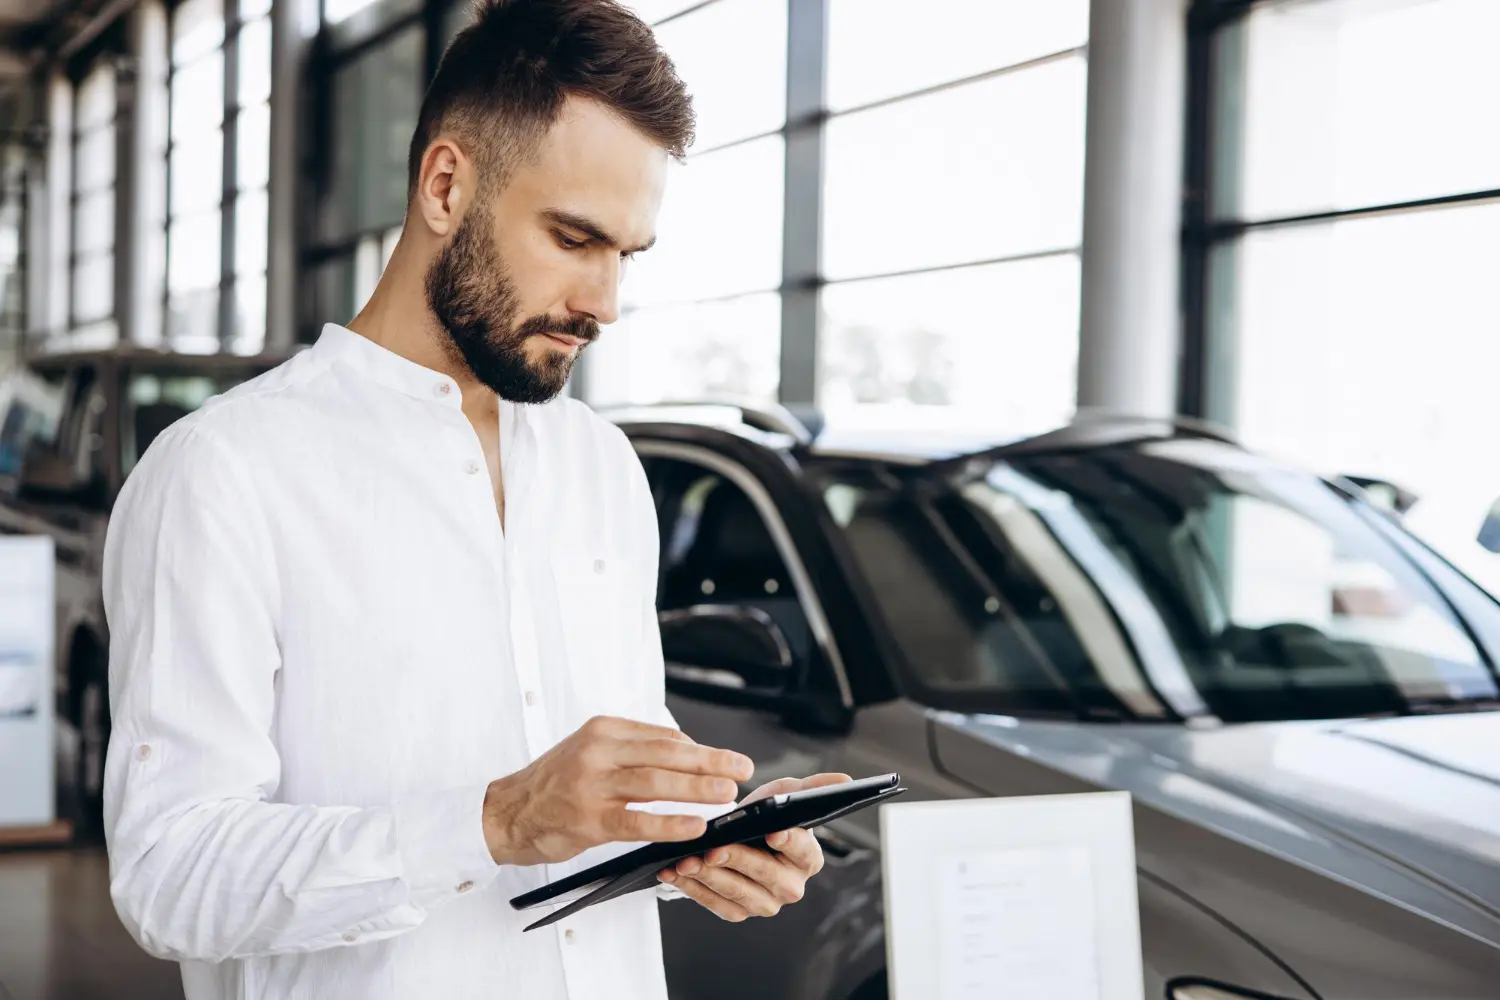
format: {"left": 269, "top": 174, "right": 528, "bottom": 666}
{"left": 75, "top": 676, "right": 110, "bottom": 836}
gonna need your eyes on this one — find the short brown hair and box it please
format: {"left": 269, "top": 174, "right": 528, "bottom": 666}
{"left": 408, "top": 0, "right": 695, "bottom": 198}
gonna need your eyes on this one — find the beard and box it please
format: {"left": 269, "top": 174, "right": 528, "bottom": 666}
{"left": 425, "top": 201, "right": 598, "bottom": 404}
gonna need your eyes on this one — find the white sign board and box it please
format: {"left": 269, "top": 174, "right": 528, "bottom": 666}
{"left": 0, "top": 535, "right": 56, "bottom": 829}
{"left": 881, "top": 791, "right": 1143, "bottom": 1000}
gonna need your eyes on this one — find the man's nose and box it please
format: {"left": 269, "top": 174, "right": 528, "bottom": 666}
{"left": 570, "top": 255, "right": 621, "bottom": 326}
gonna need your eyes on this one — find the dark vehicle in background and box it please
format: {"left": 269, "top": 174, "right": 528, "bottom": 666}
{"left": 0, "top": 347, "right": 286, "bottom": 830}
{"left": 606, "top": 404, "right": 1500, "bottom": 1000}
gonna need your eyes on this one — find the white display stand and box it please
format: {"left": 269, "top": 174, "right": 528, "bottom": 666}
{"left": 0, "top": 535, "right": 62, "bottom": 841}
{"left": 880, "top": 791, "right": 1143, "bottom": 1000}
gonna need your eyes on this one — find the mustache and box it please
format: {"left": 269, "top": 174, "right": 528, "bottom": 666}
{"left": 516, "top": 313, "right": 600, "bottom": 344}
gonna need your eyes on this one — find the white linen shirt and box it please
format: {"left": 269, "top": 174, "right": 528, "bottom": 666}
{"left": 101, "top": 323, "right": 700, "bottom": 1000}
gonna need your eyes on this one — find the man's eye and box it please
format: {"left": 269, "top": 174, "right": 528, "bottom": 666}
{"left": 620, "top": 250, "right": 637, "bottom": 263}
{"left": 555, "top": 232, "right": 586, "bottom": 250}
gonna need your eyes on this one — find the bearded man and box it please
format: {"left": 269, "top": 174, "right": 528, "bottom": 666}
{"left": 100, "top": 2, "right": 844, "bottom": 998}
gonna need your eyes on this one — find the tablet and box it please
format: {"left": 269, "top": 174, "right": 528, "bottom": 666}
{"left": 509, "top": 772, "right": 905, "bottom": 931}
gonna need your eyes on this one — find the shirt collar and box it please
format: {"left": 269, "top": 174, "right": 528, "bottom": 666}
{"left": 312, "top": 322, "right": 466, "bottom": 410}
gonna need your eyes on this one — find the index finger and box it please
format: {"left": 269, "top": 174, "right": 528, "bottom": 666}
{"left": 616, "top": 737, "right": 755, "bottom": 782}
{"left": 586, "top": 715, "right": 696, "bottom": 743}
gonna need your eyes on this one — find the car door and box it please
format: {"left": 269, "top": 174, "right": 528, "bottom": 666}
{"left": 635, "top": 440, "right": 892, "bottom": 1000}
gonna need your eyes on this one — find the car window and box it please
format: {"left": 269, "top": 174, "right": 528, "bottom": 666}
{"left": 811, "top": 439, "right": 1500, "bottom": 723}
{"left": 0, "top": 369, "right": 67, "bottom": 486}
{"left": 123, "top": 370, "right": 247, "bottom": 474}
{"left": 645, "top": 456, "right": 816, "bottom": 671}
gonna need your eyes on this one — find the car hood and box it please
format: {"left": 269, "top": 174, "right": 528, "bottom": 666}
{"left": 937, "top": 709, "right": 1500, "bottom": 944}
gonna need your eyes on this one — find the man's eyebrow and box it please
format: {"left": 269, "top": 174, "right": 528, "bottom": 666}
{"left": 543, "top": 209, "right": 656, "bottom": 254}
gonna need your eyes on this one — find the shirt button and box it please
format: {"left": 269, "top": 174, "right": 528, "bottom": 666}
{"left": 464, "top": 459, "right": 482, "bottom": 475}
{"left": 342, "top": 932, "right": 358, "bottom": 943}
{"left": 435, "top": 382, "right": 452, "bottom": 397}
{"left": 593, "top": 559, "right": 606, "bottom": 574}
{"left": 137, "top": 744, "right": 152, "bottom": 761}
{"left": 565, "top": 929, "right": 576, "bottom": 944}
{"left": 457, "top": 880, "right": 475, "bottom": 893}
{"left": 524, "top": 690, "right": 537, "bottom": 707}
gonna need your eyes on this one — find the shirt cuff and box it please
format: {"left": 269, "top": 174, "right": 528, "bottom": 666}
{"left": 391, "top": 783, "right": 501, "bottom": 909}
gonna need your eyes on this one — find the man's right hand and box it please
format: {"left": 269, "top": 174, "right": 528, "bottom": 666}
{"left": 480, "top": 715, "right": 754, "bottom": 866}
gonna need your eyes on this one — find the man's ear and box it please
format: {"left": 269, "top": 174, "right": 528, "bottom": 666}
{"left": 415, "top": 138, "right": 469, "bottom": 238}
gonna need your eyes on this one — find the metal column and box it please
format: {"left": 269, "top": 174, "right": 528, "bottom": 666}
{"left": 266, "top": 0, "right": 315, "bottom": 351}
{"left": 1076, "top": 0, "right": 1190, "bottom": 419}
{"left": 777, "top": 0, "right": 827, "bottom": 407}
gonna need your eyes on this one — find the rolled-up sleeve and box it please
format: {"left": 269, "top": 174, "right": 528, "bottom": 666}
{"left": 102, "top": 421, "right": 499, "bottom": 963}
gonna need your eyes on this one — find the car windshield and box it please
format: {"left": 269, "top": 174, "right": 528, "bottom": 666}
{"left": 813, "top": 437, "right": 1500, "bottom": 723}
{"left": 124, "top": 369, "right": 256, "bottom": 474}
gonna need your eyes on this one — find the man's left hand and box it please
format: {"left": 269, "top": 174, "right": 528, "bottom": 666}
{"left": 656, "top": 773, "right": 852, "bottom": 922}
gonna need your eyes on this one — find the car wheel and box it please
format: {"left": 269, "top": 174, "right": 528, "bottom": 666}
{"left": 75, "top": 677, "right": 110, "bottom": 836}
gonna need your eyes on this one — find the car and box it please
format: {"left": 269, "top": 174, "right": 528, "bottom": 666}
{"left": 0, "top": 345, "right": 289, "bottom": 831}
{"left": 605, "top": 403, "right": 1500, "bottom": 1000}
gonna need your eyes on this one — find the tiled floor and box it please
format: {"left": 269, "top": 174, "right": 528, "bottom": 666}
{"left": 0, "top": 845, "right": 184, "bottom": 1000}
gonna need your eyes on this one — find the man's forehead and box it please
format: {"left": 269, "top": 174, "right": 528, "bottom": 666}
{"left": 513, "top": 97, "right": 669, "bottom": 231}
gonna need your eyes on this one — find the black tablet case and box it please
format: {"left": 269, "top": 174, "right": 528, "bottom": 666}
{"left": 509, "top": 773, "right": 906, "bottom": 931}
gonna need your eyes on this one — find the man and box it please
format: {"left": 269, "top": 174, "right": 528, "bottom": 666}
{"left": 101, "top": 2, "right": 845, "bottom": 998}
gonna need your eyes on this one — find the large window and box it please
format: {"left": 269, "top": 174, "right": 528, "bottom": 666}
{"left": 305, "top": 20, "right": 424, "bottom": 339}
{"left": 1194, "top": 0, "right": 1500, "bottom": 537}
{"left": 71, "top": 62, "right": 117, "bottom": 334}
{"left": 166, "top": 0, "right": 272, "bottom": 354}
{"left": 817, "top": 0, "right": 1088, "bottom": 433}
{"left": 588, "top": 0, "right": 787, "bottom": 406}
{"left": 305, "top": 0, "right": 1089, "bottom": 422}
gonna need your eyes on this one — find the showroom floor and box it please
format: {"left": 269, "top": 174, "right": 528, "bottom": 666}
{"left": 0, "top": 845, "right": 184, "bottom": 1000}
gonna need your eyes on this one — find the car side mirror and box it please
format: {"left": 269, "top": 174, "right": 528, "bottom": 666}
{"left": 659, "top": 605, "right": 793, "bottom": 708}
{"left": 1167, "top": 978, "right": 1297, "bottom": 1000}
{"left": 1342, "top": 475, "right": 1420, "bottom": 516}
{"left": 1477, "top": 498, "right": 1500, "bottom": 554}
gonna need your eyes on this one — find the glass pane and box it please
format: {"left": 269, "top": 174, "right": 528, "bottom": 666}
{"left": 620, "top": 0, "right": 704, "bottom": 23}
{"left": 324, "top": 0, "right": 382, "bottom": 25}
{"left": 170, "top": 130, "right": 224, "bottom": 215}
{"left": 624, "top": 136, "right": 783, "bottom": 308}
{"left": 441, "top": 0, "right": 474, "bottom": 45}
{"left": 823, "top": 58, "right": 1087, "bottom": 281}
{"left": 653, "top": 0, "right": 786, "bottom": 150}
{"left": 75, "top": 65, "right": 115, "bottom": 132}
{"left": 232, "top": 271, "right": 267, "bottom": 354}
{"left": 173, "top": 0, "right": 225, "bottom": 66}
{"left": 235, "top": 187, "right": 268, "bottom": 275}
{"left": 171, "top": 52, "right": 225, "bottom": 140}
{"left": 818, "top": 256, "right": 1080, "bottom": 433}
{"left": 1226, "top": 203, "right": 1500, "bottom": 537}
{"left": 1225, "top": 0, "right": 1500, "bottom": 221}
{"left": 322, "top": 27, "right": 423, "bottom": 242}
{"left": 586, "top": 292, "right": 781, "bottom": 406}
{"left": 167, "top": 287, "right": 221, "bottom": 350}
{"left": 314, "top": 255, "right": 356, "bottom": 326}
{"left": 237, "top": 101, "right": 270, "bottom": 188}
{"left": 73, "top": 190, "right": 114, "bottom": 256}
{"left": 72, "top": 254, "right": 114, "bottom": 323}
{"left": 237, "top": 16, "right": 271, "bottom": 106}
{"left": 169, "top": 212, "right": 223, "bottom": 292}
{"left": 74, "top": 126, "right": 116, "bottom": 192}
{"left": 828, "top": 0, "right": 1089, "bottom": 111}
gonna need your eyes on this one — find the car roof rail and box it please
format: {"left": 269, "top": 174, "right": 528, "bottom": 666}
{"left": 596, "top": 398, "right": 821, "bottom": 445}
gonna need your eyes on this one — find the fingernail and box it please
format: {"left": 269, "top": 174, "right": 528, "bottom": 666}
{"left": 735, "top": 753, "right": 754, "bottom": 775}
{"left": 768, "top": 831, "right": 788, "bottom": 848}
{"left": 681, "top": 859, "right": 701, "bottom": 876}
{"left": 658, "top": 870, "right": 675, "bottom": 883}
